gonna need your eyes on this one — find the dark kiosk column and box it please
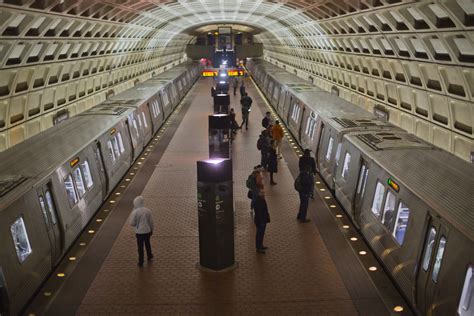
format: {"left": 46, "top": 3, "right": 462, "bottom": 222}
{"left": 197, "top": 159, "right": 235, "bottom": 271}
{"left": 209, "top": 114, "right": 230, "bottom": 158}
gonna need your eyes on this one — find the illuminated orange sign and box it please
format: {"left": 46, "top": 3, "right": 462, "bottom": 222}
{"left": 70, "top": 157, "right": 80, "bottom": 168}
{"left": 202, "top": 70, "right": 218, "bottom": 77}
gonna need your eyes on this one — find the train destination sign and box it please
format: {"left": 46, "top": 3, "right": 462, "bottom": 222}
{"left": 201, "top": 69, "right": 245, "bottom": 77}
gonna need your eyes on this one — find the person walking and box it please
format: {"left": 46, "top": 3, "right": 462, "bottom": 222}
{"left": 129, "top": 196, "right": 154, "bottom": 266}
{"left": 257, "top": 130, "right": 271, "bottom": 170}
{"left": 240, "top": 81, "right": 246, "bottom": 96}
{"left": 240, "top": 93, "right": 253, "bottom": 130}
{"left": 271, "top": 120, "right": 284, "bottom": 158}
{"left": 261, "top": 112, "right": 273, "bottom": 129}
{"left": 254, "top": 191, "right": 270, "bottom": 254}
{"left": 267, "top": 141, "right": 278, "bottom": 185}
{"left": 299, "top": 149, "right": 316, "bottom": 198}
{"left": 295, "top": 167, "right": 314, "bottom": 223}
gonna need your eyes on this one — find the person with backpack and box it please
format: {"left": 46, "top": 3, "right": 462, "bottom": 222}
{"left": 254, "top": 190, "right": 270, "bottom": 254}
{"left": 267, "top": 140, "right": 278, "bottom": 185}
{"left": 246, "top": 165, "right": 264, "bottom": 211}
{"left": 294, "top": 166, "right": 314, "bottom": 223}
{"left": 257, "top": 130, "right": 270, "bottom": 170}
{"left": 129, "top": 196, "right": 154, "bottom": 266}
{"left": 240, "top": 93, "right": 253, "bottom": 130}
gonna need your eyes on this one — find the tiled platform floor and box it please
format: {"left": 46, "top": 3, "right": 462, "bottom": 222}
{"left": 40, "top": 76, "right": 409, "bottom": 315}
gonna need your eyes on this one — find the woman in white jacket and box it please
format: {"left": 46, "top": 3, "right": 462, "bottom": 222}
{"left": 129, "top": 196, "right": 154, "bottom": 267}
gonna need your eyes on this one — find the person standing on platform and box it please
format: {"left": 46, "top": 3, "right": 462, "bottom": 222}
{"left": 261, "top": 111, "right": 273, "bottom": 129}
{"left": 240, "top": 93, "right": 253, "bottom": 130}
{"left": 129, "top": 196, "right": 154, "bottom": 267}
{"left": 295, "top": 167, "right": 314, "bottom": 223}
{"left": 229, "top": 108, "right": 239, "bottom": 137}
{"left": 211, "top": 85, "right": 217, "bottom": 98}
{"left": 247, "top": 165, "right": 264, "bottom": 212}
{"left": 233, "top": 77, "right": 239, "bottom": 96}
{"left": 257, "top": 130, "right": 270, "bottom": 170}
{"left": 254, "top": 190, "right": 270, "bottom": 254}
{"left": 299, "top": 149, "right": 316, "bottom": 198}
{"left": 267, "top": 141, "right": 278, "bottom": 185}
{"left": 240, "top": 82, "right": 246, "bottom": 96}
{"left": 271, "top": 120, "right": 284, "bottom": 158}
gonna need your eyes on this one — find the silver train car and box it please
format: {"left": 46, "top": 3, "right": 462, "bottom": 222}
{"left": 0, "top": 61, "right": 200, "bottom": 316}
{"left": 248, "top": 59, "right": 474, "bottom": 316}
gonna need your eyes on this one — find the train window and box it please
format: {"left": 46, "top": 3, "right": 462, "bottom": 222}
{"left": 116, "top": 132, "right": 125, "bottom": 153}
{"left": 154, "top": 101, "right": 161, "bottom": 115}
{"left": 10, "top": 216, "right": 32, "bottom": 263}
{"left": 335, "top": 143, "right": 342, "bottom": 165}
{"left": 458, "top": 266, "right": 473, "bottom": 316}
{"left": 141, "top": 112, "right": 148, "bottom": 128}
{"left": 64, "top": 174, "right": 78, "bottom": 206}
{"left": 162, "top": 92, "right": 169, "bottom": 107}
{"left": 371, "top": 181, "right": 385, "bottom": 218}
{"left": 325, "top": 137, "right": 334, "bottom": 161}
{"left": 137, "top": 114, "right": 142, "bottom": 128}
{"left": 107, "top": 140, "right": 116, "bottom": 162}
{"left": 111, "top": 137, "right": 120, "bottom": 158}
{"left": 432, "top": 236, "right": 447, "bottom": 283}
{"left": 132, "top": 119, "right": 139, "bottom": 137}
{"left": 422, "top": 227, "right": 437, "bottom": 271}
{"left": 393, "top": 201, "right": 409, "bottom": 245}
{"left": 80, "top": 160, "right": 93, "bottom": 190}
{"left": 38, "top": 195, "right": 50, "bottom": 225}
{"left": 356, "top": 165, "right": 369, "bottom": 197}
{"left": 305, "top": 117, "right": 312, "bottom": 135}
{"left": 45, "top": 190, "right": 57, "bottom": 224}
{"left": 273, "top": 85, "right": 279, "bottom": 101}
{"left": 73, "top": 168, "right": 86, "bottom": 197}
{"left": 382, "top": 191, "right": 396, "bottom": 231}
{"left": 341, "top": 152, "right": 351, "bottom": 179}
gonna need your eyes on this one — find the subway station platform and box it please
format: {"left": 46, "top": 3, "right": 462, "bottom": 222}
{"left": 26, "top": 77, "right": 411, "bottom": 315}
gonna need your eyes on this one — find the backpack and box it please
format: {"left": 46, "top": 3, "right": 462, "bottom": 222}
{"left": 246, "top": 173, "right": 257, "bottom": 191}
{"left": 262, "top": 117, "right": 268, "bottom": 128}
{"left": 294, "top": 175, "right": 302, "bottom": 192}
{"left": 257, "top": 138, "right": 263, "bottom": 150}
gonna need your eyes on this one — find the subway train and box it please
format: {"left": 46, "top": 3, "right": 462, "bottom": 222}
{"left": 247, "top": 59, "right": 473, "bottom": 316}
{"left": 0, "top": 61, "right": 201, "bottom": 316}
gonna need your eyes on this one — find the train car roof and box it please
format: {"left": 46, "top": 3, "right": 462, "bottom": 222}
{"left": 0, "top": 109, "right": 133, "bottom": 205}
{"left": 346, "top": 133, "right": 474, "bottom": 241}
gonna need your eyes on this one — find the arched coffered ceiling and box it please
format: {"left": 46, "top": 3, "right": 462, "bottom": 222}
{"left": 0, "top": 0, "right": 473, "bottom": 160}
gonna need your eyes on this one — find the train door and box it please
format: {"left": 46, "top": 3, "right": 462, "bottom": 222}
{"left": 37, "top": 182, "right": 62, "bottom": 265}
{"left": 416, "top": 217, "right": 449, "bottom": 314}
{"left": 94, "top": 141, "right": 108, "bottom": 198}
{"left": 353, "top": 158, "right": 369, "bottom": 221}
{"left": 315, "top": 122, "right": 325, "bottom": 171}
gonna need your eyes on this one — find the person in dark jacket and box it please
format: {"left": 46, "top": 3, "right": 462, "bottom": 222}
{"left": 267, "top": 141, "right": 278, "bottom": 185}
{"left": 296, "top": 166, "right": 314, "bottom": 223}
{"left": 211, "top": 85, "right": 217, "bottom": 98}
{"left": 258, "top": 130, "right": 271, "bottom": 169}
{"left": 254, "top": 192, "right": 270, "bottom": 253}
{"left": 261, "top": 111, "right": 273, "bottom": 129}
{"left": 240, "top": 93, "right": 253, "bottom": 130}
{"left": 299, "top": 149, "right": 316, "bottom": 198}
{"left": 229, "top": 108, "right": 239, "bottom": 136}
{"left": 240, "top": 82, "right": 246, "bottom": 96}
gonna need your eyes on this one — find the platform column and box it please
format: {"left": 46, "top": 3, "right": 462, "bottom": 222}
{"left": 197, "top": 158, "right": 235, "bottom": 271}
{"left": 209, "top": 114, "right": 230, "bottom": 158}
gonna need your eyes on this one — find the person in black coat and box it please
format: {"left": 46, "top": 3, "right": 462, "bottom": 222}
{"left": 296, "top": 166, "right": 314, "bottom": 223}
{"left": 299, "top": 149, "right": 316, "bottom": 198}
{"left": 254, "top": 193, "right": 270, "bottom": 253}
{"left": 267, "top": 142, "right": 278, "bottom": 185}
{"left": 211, "top": 85, "right": 217, "bottom": 98}
{"left": 240, "top": 82, "right": 246, "bottom": 96}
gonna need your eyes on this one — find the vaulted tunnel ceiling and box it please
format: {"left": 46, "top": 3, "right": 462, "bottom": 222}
{"left": 0, "top": 0, "right": 473, "bottom": 161}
